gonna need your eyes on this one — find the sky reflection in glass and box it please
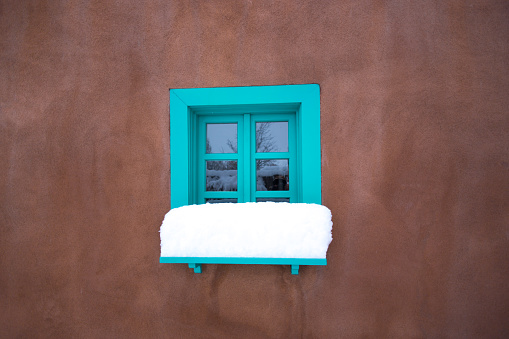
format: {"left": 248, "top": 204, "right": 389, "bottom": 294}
{"left": 256, "top": 122, "right": 288, "bottom": 152}
{"left": 206, "top": 123, "right": 237, "bottom": 153}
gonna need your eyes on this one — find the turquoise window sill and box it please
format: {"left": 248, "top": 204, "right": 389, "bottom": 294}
{"left": 159, "top": 257, "right": 327, "bottom": 275}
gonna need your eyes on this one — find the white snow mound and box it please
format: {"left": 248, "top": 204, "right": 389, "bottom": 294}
{"left": 160, "top": 202, "right": 333, "bottom": 258}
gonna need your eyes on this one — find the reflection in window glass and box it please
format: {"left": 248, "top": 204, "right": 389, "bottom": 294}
{"left": 206, "top": 198, "right": 237, "bottom": 203}
{"left": 256, "top": 122, "right": 288, "bottom": 152}
{"left": 256, "top": 159, "right": 289, "bottom": 191}
{"left": 207, "top": 123, "right": 237, "bottom": 153}
{"left": 256, "top": 198, "right": 290, "bottom": 203}
{"left": 206, "top": 161, "right": 237, "bottom": 191}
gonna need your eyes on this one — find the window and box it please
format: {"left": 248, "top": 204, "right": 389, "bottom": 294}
{"left": 169, "top": 84, "right": 321, "bottom": 208}
{"left": 165, "top": 84, "right": 326, "bottom": 274}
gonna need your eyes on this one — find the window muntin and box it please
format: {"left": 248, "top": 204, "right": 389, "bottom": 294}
{"left": 205, "top": 198, "right": 238, "bottom": 203}
{"left": 256, "top": 198, "right": 290, "bottom": 203}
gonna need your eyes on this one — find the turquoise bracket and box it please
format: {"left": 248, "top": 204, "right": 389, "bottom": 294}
{"left": 161, "top": 257, "right": 327, "bottom": 275}
{"left": 188, "top": 263, "right": 202, "bottom": 273}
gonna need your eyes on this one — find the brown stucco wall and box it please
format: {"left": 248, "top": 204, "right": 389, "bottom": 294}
{"left": 1, "top": 0, "right": 508, "bottom": 337}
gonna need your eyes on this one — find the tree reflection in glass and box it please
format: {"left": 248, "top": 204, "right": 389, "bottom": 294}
{"left": 256, "top": 122, "right": 288, "bottom": 153}
{"left": 206, "top": 123, "right": 237, "bottom": 153}
{"left": 206, "top": 160, "right": 237, "bottom": 191}
{"left": 256, "top": 159, "right": 289, "bottom": 191}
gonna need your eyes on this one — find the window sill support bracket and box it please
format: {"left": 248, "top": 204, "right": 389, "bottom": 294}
{"left": 161, "top": 257, "right": 327, "bottom": 275}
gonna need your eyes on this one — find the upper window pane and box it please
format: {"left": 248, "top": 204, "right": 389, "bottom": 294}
{"left": 256, "top": 122, "right": 288, "bottom": 153}
{"left": 207, "top": 123, "right": 237, "bottom": 153}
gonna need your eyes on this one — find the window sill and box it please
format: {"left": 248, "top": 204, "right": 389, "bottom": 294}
{"left": 159, "top": 202, "right": 332, "bottom": 275}
{"left": 159, "top": 257, "right": 327, "bottom": 274}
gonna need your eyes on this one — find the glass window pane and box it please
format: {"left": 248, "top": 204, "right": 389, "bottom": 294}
{"left": 206, "top": 198, "right": 237, "bottom": 203}
{"left": 207, "top": 123, "right": 237, "bottom": 153}
{"left": 206, "top": 161, "right": 237, "bottom": 191}
{"left": 256, "top": 198, "right": 290, "bottom": 203}
{"left": 256, "top": 122, "right": 288, "bottom": 152}
{"left": 256, "top": 159, "right": 289, "bottom": 191}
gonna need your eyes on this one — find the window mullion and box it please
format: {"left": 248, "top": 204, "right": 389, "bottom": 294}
{"left": 253, "top": 152, "right": 290, "bottom": 160}
{"left": 196, "top": 116, "right": 205, "bottom": 204}
{"left": 243, "top": 113, "right": 251, "bottom": 203}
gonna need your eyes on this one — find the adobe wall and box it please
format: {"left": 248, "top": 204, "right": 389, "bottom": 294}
{"left": 1, "top": 1, "right": 508, "bottom": 337}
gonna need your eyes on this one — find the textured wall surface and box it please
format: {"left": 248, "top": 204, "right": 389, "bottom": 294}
{"left": 1, "top": 0, "right": 508, "bottom": 337}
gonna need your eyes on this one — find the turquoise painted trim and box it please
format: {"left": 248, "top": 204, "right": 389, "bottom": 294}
{"left": 203, "top": 153, "right": 239, "bottom": 160}
{"left": 298, "top": 84, "right": 321, "bottom": 204}
{"left": 254, "top": 191, "right": 291, "bottom": 198}
{"left": 191, "top": 104, "right": 298, "bottom": 115}
{"left": 170, "top": 84, "right": 321, "bottom": 207}
{"left": 161, "top": 257, "right": 326, "bottom": 275}
{"left": 253, "top": 152, "right": 290, "bottom": 159}
{"left": 203, "top": 191, "right": 237, "bottom": 199}
{"left": 243, "top": 114, "right": 251, "bottom": 203}
{"left": 188, "top": 263, "right": 202, "bottom": 273}
{"left": 170, "top": 91, "right": 190, "bottom": 208}
{"left": 160, "top": 257, "right": 326, "bottom": 265}
{"left": 174, "top": 85, "right": 315, "bottom": 107}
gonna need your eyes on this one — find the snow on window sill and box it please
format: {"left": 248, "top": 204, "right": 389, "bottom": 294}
{"left": 159, "top": 202, "right": 333, "bottom": 274}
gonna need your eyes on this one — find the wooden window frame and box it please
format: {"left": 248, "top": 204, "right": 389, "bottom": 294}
{"left": 169, "top": 84, "right": 321, "bottom": 208}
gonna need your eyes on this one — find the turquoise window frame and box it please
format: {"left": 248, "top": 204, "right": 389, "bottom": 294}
{"left": 165, "top": 84, "right": 323, "bottom": 274}
{"left": 169, "top": 84, "right": 321, "bottom": 208}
